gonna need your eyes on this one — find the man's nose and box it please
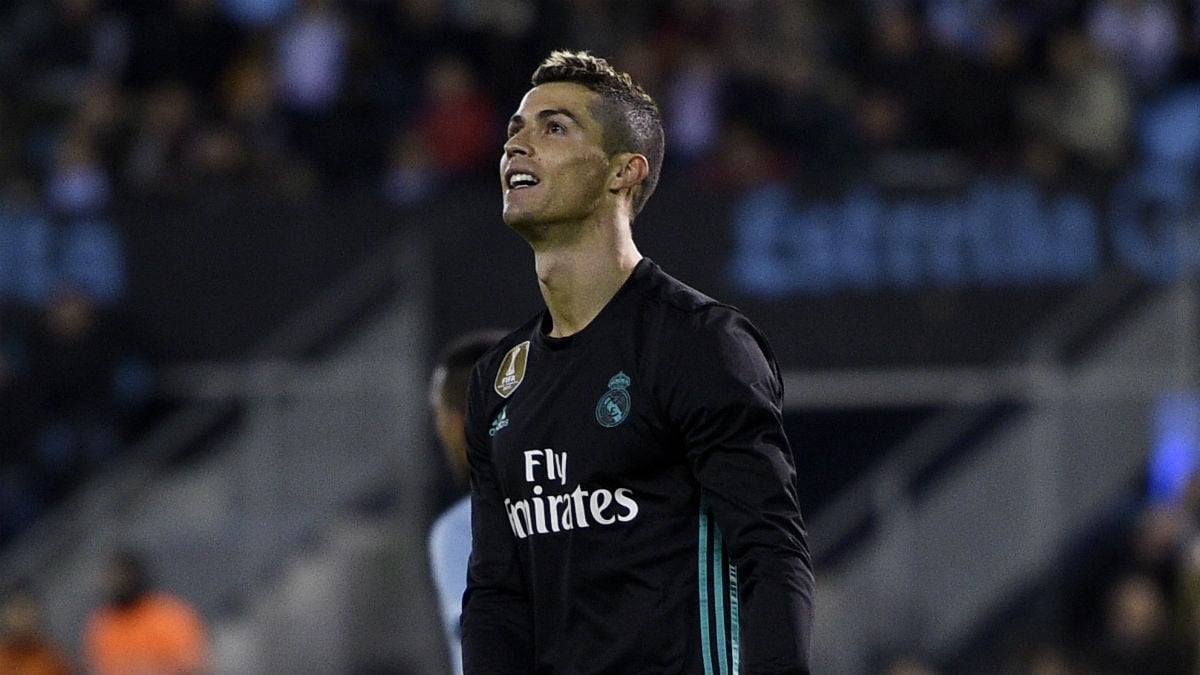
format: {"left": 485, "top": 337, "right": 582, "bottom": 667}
{"left": 504, "top": 132, "right": 530, "bottom": 157}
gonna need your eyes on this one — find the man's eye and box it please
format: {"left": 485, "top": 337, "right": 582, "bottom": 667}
{"left": 547, "top": 122, "right": 565, "bottom": 134}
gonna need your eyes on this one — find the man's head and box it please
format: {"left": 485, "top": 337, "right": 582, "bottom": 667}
{"left": 529, "top": 51, "right": 663, "bottom": 216}
{"left": 501, "top": 51, "right": 663, "bottom": 231}
{"left": 106, "top": 550, "right": 151, "bottom": 608}
{"left": 430, "top": 330, "right": 506, "bottom": 484}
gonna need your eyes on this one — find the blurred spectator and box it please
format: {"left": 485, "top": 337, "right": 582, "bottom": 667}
{"left": 696, "top": 119, "right": 793, "bottom": 193}
{"left": 724, "top": 1, "right": 853, "bottom": 179}
{"left": 0, "top": 176, "right": 55, "bottom": 306}
{"left": 122, "top": 82, "right": 202, "bottom": 194}
{"left": 10, "top": 0, "right": 130, "bottom": 109}
{"left": 937, "top": 8, "right": 1028, "bottom": 165}
{"left": 365, "top": 0, "right": 471, "bottom": 122}
{"left": 66, "top": 80, "right": 128, "bottom": 166}
{"left": 45, "top": 129, "right": 111, "bottom": 218}
{"left": 274, "top": 0, "right": 346, "bottom": 113}
{"left": 1086, "top": 0, "right": 1184, "bottom": 92}
{"left": 83, "top": 550, "right": 208, "bottom": 675}
{"left": 274, "top": 0, "right": 352, "bottom": 183}
{"left": 218, "top": 37, "right": 315, "bottom": 194}
{"left": 411, "top": 53, "right": 498, "bottom": 178}
{"left": 450, "top": 0, "right": 542, "bottom": 108}
{"left": 923, "top": 0, "right": 999, "bottom": 59}
{"left": 845, "top": 4, "right": 961, "bottom": 182}
{"left": 1016, "top": 26, "right": 1134, "bottom": 172}
{"left": 0, "top": 586, "right": 73, "bottom": 675}
{"left": 27, "top": 288, "right": 151, "bottom": 502}
{"left": 661, "top": 44, "right": 724, "bottom": 164}
{"left": 1088, "top": 572, "right": 1194, "bottom": 675}
{"left": 426, "top": 329, "right": 506, "bottom": 675}
{"left": 1126, "top": 504, "right": 1187, "bottom": 597}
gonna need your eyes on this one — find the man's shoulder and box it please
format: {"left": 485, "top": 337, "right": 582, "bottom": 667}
{"left": 475, "top": 316, "right": 540, "bottom": 369}
{"left": 636, "top": 262, "right": 780, "bottom": 375}
{"left": 636, "top": 260, "right": 752, "bottom": 331}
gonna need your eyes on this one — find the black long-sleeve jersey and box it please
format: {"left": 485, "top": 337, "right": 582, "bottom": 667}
{"left": 462, "top": 258, "right": 813, "bottom": 675}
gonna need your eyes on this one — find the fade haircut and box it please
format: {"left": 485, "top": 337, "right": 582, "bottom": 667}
{"left": 432, "top": 329, "right": 507, "bottom": 412}
{"left": 531, "top": 50, "right": 664, "bottom": 218}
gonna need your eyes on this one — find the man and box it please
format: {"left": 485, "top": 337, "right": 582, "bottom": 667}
{"left": 0, "top": 586, "right": 73, "bottom": 675}
{"left": 82, "top": 550, "right": 209, "bottom": 675}
{"left": 461, "top": 50, "right": 814, "bottom": 675}
{"left": 427, "top": 330, "right": 507, "bottom": 675}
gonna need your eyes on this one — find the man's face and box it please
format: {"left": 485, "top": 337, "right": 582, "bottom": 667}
{"left": 500, "top": 81, "right": 614, "bottom": 234}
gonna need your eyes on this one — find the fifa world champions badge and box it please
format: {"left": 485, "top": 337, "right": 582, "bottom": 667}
{"left": 595, "top": 372, "right": 632, "bottom": 428}
{"left": 495, "top": 341, "right": 530, "bottom": 398}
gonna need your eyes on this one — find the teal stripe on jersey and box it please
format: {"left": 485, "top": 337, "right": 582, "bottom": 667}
{"left": 712, "top": 523, "right": 728, "bottom": 675}
{"left": 728, "top": 562, "right": 740, "bottom": 674}
{"left": 699, "top": 497, "right": 741, "bottom": 675}
{"left": 698, "top": 498, "right": 714, "bottom": 675}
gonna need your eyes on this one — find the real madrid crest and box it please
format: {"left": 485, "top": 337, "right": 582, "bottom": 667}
{"left": 494, "top": 341, "right": 530, "bottom": 398}
{"left": 595, "top": 371, "right": 632, "bottom": 428}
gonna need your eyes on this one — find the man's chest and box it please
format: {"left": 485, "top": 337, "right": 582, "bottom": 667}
{"left": 484, "top": 347, "right": 677, "bottom": 498}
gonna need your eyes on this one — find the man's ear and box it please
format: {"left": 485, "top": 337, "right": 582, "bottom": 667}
{"left": 610, "top": 153, "right": 649, "bottom": 192}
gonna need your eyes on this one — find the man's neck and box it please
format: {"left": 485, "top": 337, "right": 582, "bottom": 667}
{"left": 532, "top": 227, "right": 641, "bottom": 338}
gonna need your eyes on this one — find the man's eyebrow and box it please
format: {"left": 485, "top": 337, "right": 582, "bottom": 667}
{"left": 537, "top": 108, "right": 583, "bottom": 126}
{"left": 508, "top": 108, "right": 583, "bottom": 129}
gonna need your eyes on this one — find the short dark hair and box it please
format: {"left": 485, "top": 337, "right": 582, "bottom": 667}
{"left": 531, "top": 50, "right": 664, "bottom": 218}
{"left": 433, "top": 330, "right": 506, "bottom": 412}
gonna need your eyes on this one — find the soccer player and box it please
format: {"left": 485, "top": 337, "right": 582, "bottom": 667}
{"left": 427, "top": 329, "right": 507, "bottom": 675}
{"left": 461, "top": 50, "right": 814, "bottom": 674}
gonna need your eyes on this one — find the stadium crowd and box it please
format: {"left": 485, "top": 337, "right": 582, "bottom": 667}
{"left": 0, "top": 0, "right": 1199, "bottom": 673}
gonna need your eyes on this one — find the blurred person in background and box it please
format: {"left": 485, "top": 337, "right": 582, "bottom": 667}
{"left": 44, "top": 128, "right": 111, "bottom": 221}
{"left": 1015, "top": 25, "right": 1134, "bottom": 174}
{"left": 0, "top": 585, "right": 73, "bottom": 675}
{"left": 461, "top": 50, "right": 813, "bottom": 675}
{"left": 427, "top": 329, "right": 506, "bottom": 675}
{"left": 273, "top": 0, "right": 351, "bottom": 184}
{"left": 7, "top": 0, "right": 130, "bottom": 111}
{"left": 1085, "top": 0, "right": 1185, "bottom": 92}
{"left": 412, "top": 53, "right": 499, "bottom": 180}
{"left": 27, "top": 287, "right": 151, "bottom": 503}
{"left": 1089, "top": 571, "right": 1194, "bottom": 675}
{"left": 82, "top": 550, "right": 208, "bottom": 675}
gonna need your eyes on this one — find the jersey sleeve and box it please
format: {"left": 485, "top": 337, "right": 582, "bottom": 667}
{"left": 664, "top": 308, "right": 814, "bottom": 675}
{"left": 460, "top": 361, "right": 534, "bottom": 675}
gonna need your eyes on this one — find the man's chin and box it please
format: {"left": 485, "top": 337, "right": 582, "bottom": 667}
{"left": 503, "top": 213, "right": 553, "bottom": 243}
{"left": 502, "top": 206, "right": 535, "bottom": 230}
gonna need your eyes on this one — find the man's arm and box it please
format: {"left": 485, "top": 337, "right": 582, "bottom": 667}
{"left": 428, "top": 501, "right": 471, "bottom": 675}
{"left": 460, "top": 369, "right": 534, "bottom": 675}
{"left": 670, "top": 311, "right": 814, "bottom": 675}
